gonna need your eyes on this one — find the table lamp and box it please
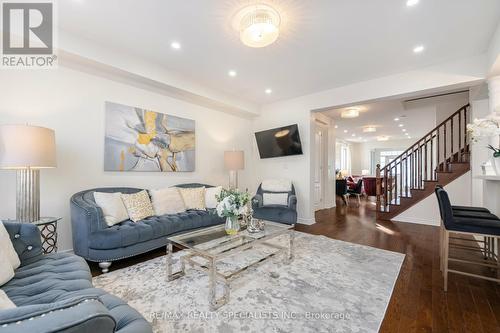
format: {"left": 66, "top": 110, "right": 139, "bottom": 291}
{"left": 224, "top": 150, "right": 244, "bottom": 189}
{"left": 0, "top": 125, "right": 57, "bottom": 222}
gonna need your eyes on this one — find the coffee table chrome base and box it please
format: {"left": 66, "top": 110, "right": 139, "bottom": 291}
{"left": 166, "top": 230, "right": 295, "bottom": 310}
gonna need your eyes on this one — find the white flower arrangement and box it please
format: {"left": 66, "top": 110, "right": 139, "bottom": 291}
{"left": 467, "top": 114, "right": 500, "bottom": 143}
{"left": 215, "top": 189, "right": 250, "bottom": 219}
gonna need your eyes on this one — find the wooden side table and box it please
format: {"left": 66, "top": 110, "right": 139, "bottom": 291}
{"left": 33, "top": 217, "right": 61, "bottom": 254}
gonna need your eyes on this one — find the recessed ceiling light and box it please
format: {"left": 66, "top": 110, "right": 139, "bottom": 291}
{"left": 334, "top": 125, "right": 338, "bottom": 129}
{"left": 351, "top": 133, "right": 356, "bottom": 137}
{"left": 408, "top": 136, "right": 412, "bottom": 139}
{"left": 413, "top": 45, "right": 425, "bottom": 53}
{"left": 406, "top": 0, "right": 419, "bottom": 7}
{"left": 363, "top": 126, "right": 377, "bottom": 133}
{"left": 398, "top": 124, "right": 404, "bottom": 127}
{"left": 228, "top": 70, "right": 237, "bottom": 77}
{"left": 265, "top": 88, "right": 273, "bottom": 94}
{"left": 343, "top": 130, "right": 348, "bottom": 133}
{"left": 341, "top": 108, "right": 360, "bottom": 118}
{"left": 394, "top": 118, "right": 400, "bottom": 122}
{"left": 377, "top": 136, "right": 389, "bottom": 142}
{"left": 402, "top": 129, "right": 407, "bottom": 132}
{"left": 171, "top": 41, "right": 181, "bottom": 50}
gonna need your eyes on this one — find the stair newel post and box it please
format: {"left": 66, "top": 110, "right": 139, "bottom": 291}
{"left": 458, "top": 109, "right": 462, "bottom": 162}
{"left": 376, "top": 164, "right": 381, "bottom": 213}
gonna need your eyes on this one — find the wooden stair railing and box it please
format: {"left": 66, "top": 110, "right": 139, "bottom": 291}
{"left": 376, "top": 104, "right": 470, "bottom": 220}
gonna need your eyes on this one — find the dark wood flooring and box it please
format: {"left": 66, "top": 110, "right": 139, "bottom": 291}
{"left": 90, "top": 198, "right": 500, "bottom": 333}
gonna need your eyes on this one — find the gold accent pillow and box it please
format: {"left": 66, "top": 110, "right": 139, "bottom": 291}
{"left": 178, "top": 187, "right": 206, "bottom": 210}
{"left": 121, "top": 190, "right": 155, "bottom": 222}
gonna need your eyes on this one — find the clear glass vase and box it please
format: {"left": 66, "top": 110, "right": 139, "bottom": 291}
{"left": 225, "top": 216, "right": 240, "bottom": 235}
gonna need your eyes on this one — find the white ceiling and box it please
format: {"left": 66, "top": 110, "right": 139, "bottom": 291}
{"left": 58, "top": 0, "right": 500, "bottom": 105}
{"left": 324, "top": 91, "right": 469, "bottom": 142}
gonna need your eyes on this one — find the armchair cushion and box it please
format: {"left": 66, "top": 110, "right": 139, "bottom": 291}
{"left": 252, "top": 206, "right": 297, "bottom": 225}
{"left": 263, "top": 192, "right": 288, "bottom": 206}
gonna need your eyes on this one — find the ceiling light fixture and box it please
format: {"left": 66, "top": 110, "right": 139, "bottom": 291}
{"left": 363, "top": 126, "right": 377, "bottom": 133}
{"left": 228, "top": 70, "right": 237, "bottom": 77}
{"left": 394, "top": 118, "right": 400, "bottom": 122}
{"left": 265, "top": 88, "right": 272, "bottom": 94}
{"left": 398, "top": 124, "right": 404, "bottom": 127}
{"left": 377, "top": 136, "right": 389, "bottom": 142}
{"left": 341, "top": 108, "right": 360, "bottom": 118}
{"left": 406, "top": 0, "right": 419, "bottom": 7}
{"left": 334, "top": 125, "right": 338, "bottom": 129}
{"left": 343, "top": 130, "right": 348, "bottom": 133}
{"left": 402, "top": 129, "right": 407, "bottom": 132}
{"left": 413, "top": 45, "right": 425, "bottom": 53}
{"left": 170, "top": 41, "right": 181, "bottom": 50}
{"left": 232, "top": 4, "right": 281, "bottom": 48}
{"left": 351, "top": 133, "right": 356, "bottom": 137}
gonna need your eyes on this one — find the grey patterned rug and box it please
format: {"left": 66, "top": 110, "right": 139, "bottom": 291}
{"left": 93, "top": 232, "right": 405, "bottom": 333}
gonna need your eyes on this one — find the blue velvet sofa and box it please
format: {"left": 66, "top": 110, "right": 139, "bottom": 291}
{"left": 252, "top": 183, "right": 297, "bottom": 225}
{"left": 70, "top": 183, "right": 224, "bottom": 273}
{"left": 0, "top": 221, "right": 152, "bottom": 333}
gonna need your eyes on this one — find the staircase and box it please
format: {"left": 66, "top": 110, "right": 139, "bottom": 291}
{"left": 376, "top": 104, "right": 471, "bottom": 220}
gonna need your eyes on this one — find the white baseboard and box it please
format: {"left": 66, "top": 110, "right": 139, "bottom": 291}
{"left": 297, "top": 218, "right": 316, "bottom": 225}
{"left": 391, "top": 216, "right": 439, "bottom": 226}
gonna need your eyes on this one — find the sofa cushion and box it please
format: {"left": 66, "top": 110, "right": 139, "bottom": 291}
{"left": 0, "top": 221, "right": 21, "bottom": 270}
{"left": 178, "top": 187, "right": 206, "bottom": 210}
{"left": 94, "top": 192, "right": 129, "bottom": 227}
{"left": 149, "top": 187, "right": 186, "bottom": 215}
{"left": 121, "top": 190, "right": 155, "bottom": 222}
{"left": 2, "top": 253, "right": 92, "bottom": 306}
{"left": 89, "top": 210, "right": 223, "bottom": 250}
{"left": 252, "top": 206, "right": 297, "bottom": 225}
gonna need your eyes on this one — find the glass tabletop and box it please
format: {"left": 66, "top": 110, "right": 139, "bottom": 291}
{"left": 168, "top": 221, "right": 293, "bottom": 256}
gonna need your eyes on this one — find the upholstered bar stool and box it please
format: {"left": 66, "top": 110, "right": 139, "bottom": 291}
{"left": 435, "top": 186, "right": 500, "bottom": 291}
{"left": 434, "top": 185, "right": 498, "bottom": 259}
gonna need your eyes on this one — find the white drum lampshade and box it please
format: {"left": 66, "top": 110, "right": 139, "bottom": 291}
{"left": 0, "top": 125, "right": 57, "bottom": 222}
{"left": 224, "top": 150, "right": 244, "bottom": 189}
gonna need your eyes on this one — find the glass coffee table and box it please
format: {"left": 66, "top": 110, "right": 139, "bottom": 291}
{"left": 166, "top": 221, "right": 295, "bottom": 310}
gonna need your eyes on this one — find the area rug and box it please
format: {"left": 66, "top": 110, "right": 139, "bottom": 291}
{"left": 93, "top": 232, "right": 405, "bottom": 333}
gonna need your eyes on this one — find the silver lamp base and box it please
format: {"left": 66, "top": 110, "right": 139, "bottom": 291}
{"left": 16, "top": 168, "right": 40, "bottom": 222}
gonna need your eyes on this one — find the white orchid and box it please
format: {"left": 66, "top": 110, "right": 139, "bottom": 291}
{"left": 467, "top": 114, "right": 500, "bottom": 143}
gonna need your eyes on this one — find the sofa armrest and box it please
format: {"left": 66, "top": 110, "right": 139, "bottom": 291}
{"left": 0, "top": 296, "right": 116, "bottom": 333}
{"left": 288, "top": 194, "right": 297, "bottom": 210}
{"left": 2, "top": 221, "right": 43, "bottom": 266}
{"left": 252, "top": 195, "right": 263, "bottom": 211}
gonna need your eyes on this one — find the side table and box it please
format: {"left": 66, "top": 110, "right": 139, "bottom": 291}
{"left": 33, "top": 217, "right": 61, "bottom": 254}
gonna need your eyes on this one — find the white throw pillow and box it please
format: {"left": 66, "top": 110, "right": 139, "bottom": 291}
{"left": 0, "top": 221, "right": 20, "bottom": 270}
{"left": 149, "top": 188, "right": 186, "bottom": 215}
{"left": 178, "top": 187, "right": 206, "bottom": 210}
{"left": 205, "top": 186, "right": 222, "bottom": 209}
{"left": 0, "top": 290, "right": 15, "bottom": 309}
{"left": 93, "top": 192, "right": 129, "bottom": 227}
{"left": 0, "top": 246, "right": 15, "bottom": 287}
{"left": 263, "top": 193, "right": 289, "bottom": 206}
{"left": 261, "top": 179, "right": 292, "bottom": 192}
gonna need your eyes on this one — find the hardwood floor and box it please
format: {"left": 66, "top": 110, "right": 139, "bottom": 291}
{"left": 298, "top": 198, "right": 500, "bottom": 333}
{"left": 91, "top": 197, "right": 500, "bottom": 332}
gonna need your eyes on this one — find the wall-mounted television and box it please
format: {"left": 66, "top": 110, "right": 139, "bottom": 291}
{"left": 255, "top": 124, "right": 303, "bottom": 159}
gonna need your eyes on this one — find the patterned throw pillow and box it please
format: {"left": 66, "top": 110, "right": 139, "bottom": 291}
{"left": 178, "top": 187, "right": 206, "bottom": 210}
{"left": 121, "top": 190, "right": 155, "bottom": 222}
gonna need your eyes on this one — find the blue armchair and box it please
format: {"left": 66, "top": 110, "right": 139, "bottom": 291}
{"left": 0, "top": 221, "right": 152, "bottom": 333}
{"left": 251, "top": 183, "right": 297, "bottom": 225}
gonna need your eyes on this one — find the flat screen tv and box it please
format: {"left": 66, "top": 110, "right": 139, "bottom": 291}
{"left": 255, "top": 124, "right": 303, "bottom": 159}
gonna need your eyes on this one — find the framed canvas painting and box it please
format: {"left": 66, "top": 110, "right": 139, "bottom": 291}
{"left": 104, "top": 101, "right": 195, "bottom": 172}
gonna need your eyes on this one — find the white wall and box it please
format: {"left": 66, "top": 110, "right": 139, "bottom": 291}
{"left": 350, "top": 138, "right": 415, "bottom": 175}
{"left": 392, "top": 172, "right": 472, "bottom": 226}
{"left": 0, "top": 67, "right": 254, "bottom": 251}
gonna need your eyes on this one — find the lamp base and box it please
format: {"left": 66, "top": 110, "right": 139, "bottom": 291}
{"left": 228, "top": 170, "right": 239, "bottom": 190}
{"left": 16, "top": 169, "right": 40, "bottom": 222}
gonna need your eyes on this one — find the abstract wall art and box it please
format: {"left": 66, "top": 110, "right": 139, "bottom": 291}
{"left": 104, "top": 101, "right": 195, "bottom": 172}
